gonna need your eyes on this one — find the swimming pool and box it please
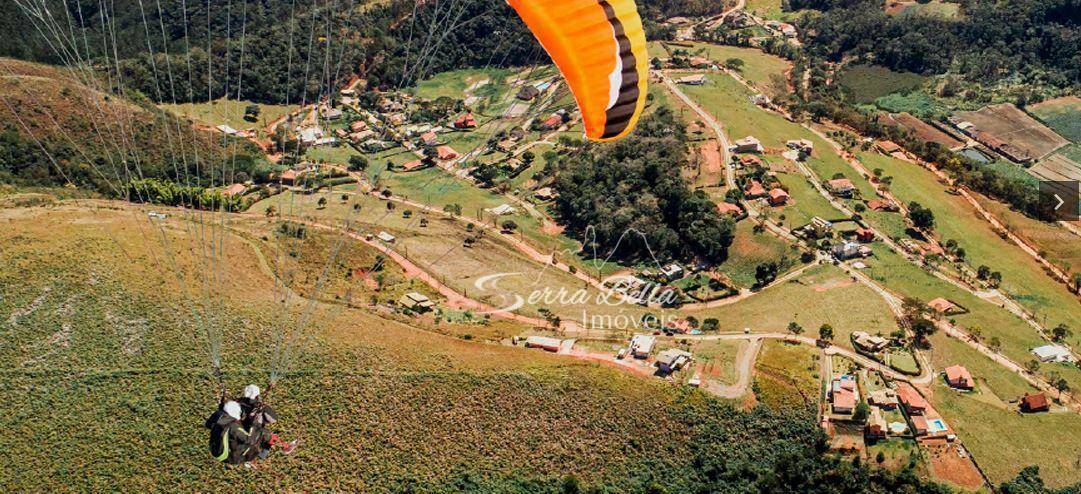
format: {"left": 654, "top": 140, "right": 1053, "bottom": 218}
{"left": 927, "top": 418, "right": 948, "bottom": 434}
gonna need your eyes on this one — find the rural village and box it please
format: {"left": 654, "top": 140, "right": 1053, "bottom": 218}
{"left": 2, "top": 0, "right": 1080, "bottom": 490}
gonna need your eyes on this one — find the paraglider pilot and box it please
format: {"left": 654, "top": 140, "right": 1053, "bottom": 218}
{"left": 205, "top": 384, "right": 297, "bottom": 466}
{"left": 237, "top": 384, "right": 298, "bottom": 459}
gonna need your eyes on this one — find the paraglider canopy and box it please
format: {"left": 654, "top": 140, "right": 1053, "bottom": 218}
{"left": 507, "top": 0, "right": 649, "bottom": 142}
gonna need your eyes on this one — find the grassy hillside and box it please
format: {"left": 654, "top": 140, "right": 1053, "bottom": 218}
{"left": 2, "top": 202, "right": 924, "bottom": 493}
{"left": 0, "top": 58, "right": 265, "bottom": 194}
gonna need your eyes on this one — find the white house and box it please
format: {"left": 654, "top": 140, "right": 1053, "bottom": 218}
{"left": 525, "top": 336, "right": 563, "bottom": 352}
{"left": 731, "top": 136, "right": 763, "bottom": 153}
{"left": 486, "top": 203, "right": 517, "bottom": 215}
{"left": 660, "top": 263, "right": 684, "bottom": 281}
{"left": 377, "top": 231, "right": 396, "bottom": 243}
{"left": 1032, "top": 345, "right": 1073, "bottom": 363}
{"left": 630, "top": 334, "right": 656, "bottom": 359}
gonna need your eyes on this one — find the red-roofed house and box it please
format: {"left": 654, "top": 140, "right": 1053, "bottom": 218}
{"left": 911, "top": 415, "right": 929, "bottom": 436}
{"left": 745, "top": 180, "right": 767, "bottom": 198}
{"left": 827, "top": 178, "right": 855, "bottom": 197}
{"left": 402, "top": 159, "right": 424, "bottom": 171}
{"left": 222, "top": 184, "right": 246, "bottom": 197}
{"left": 897, "top": 384, "right": 928, "bottom": 415}
{"left": 928, "top": 298, "right": 957, "bottom": 314}
{"left": 436, "top": 145, "right": 459, "bottom": 160}
{"left": 867, "top": 199, "right": 899, "bottom": 212}
{"left": 944, "top": 365, "right": 973, "bottom": 390}
{"left": 739, "top": 155, "right": 761, "bottom": 167}
{"left": 876, "top": 140, "right": 902, "bottom": 154}
{"left": 350, "top": 120, "right": 368, "bottom": 132}
{"left": 855, "top": 228, "right": 875, "bottom": 243}
{"left": 419, "top": 131, "right": 438, "bottom": 146}
{"left": 540, "top": 113, "right": 563, "bottom": 130}
{"left": 279, "top": 169, "right": 299, "bottom": 184}
{"left": 453, "top": 113, "right": 477, "bottom": 129}
{"left": 768, "top": 188, "right": 789, "bottom": 206}
{"left": 833, "top": 389, "right": 856, "bottom": 414}
{"left": 830, "top": 376, "right": 857, "bottom": 414}
{"left": 716, "top": 202, "right": 742, "bottom": 216}
{"left": 1021, "top": 392, "right": 1050, "bottom": 413}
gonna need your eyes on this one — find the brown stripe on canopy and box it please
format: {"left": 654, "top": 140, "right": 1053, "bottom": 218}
{"left": 599, "top": 0, "right": 641, "bottom": 139}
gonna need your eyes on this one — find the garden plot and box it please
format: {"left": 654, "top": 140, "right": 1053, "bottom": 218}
{"left": 882, "top": 112, "right": 964, "bottom": 150}
{"left": 1028, "top": 95, "right": 1081, "bottom": 142}
{"left": 953, "top": 103, "right": 1069, "bottom": 161}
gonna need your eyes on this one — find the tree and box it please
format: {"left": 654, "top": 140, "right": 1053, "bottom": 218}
{"left": 561, "top": 475, "right": 581, "bottom": 494}
{"left": 243, "top": 104, "right": 260, "bottom": 122}
{"left": 787, "top": 321, "right": 804, "bottom": 336}
{"left": 264, "top": 205, "right": 277, "bottom": 217}
{"left": 1051, "top": 324, "right": 1072, "bottom": 343}
{"left": 908, "top": 202, "right": 935, "bottom": 230}
{"left": 1025, "top": 359, "right": 1041, "bottom": 374}
{"left": 348, "top": 155, "right": 369, "bottom": 172}
{"left": 977, "top": 265, "right": 991, "bottom": 280}
{"left": 1072, "top": 272, "right": 1081, "bottom": 293}
{"left": 724, "top": 57, "right": 745, "bottom": 71}
{"left": 501, "top": 220, "right": 518, "bottom": 232}
{"left": 341, "top": 194, "right": 350, "bottom": 202}
{"left": 521, "top": 151, "right": 535, "bottom": 164}
{"left": 818, "top": 324, "right": 834, "bottom": 342}
{"left": 444, "top": 203, "right": 462, "bottom": 216}
{"left": 471, "top": 163, "right": 500, "bottom": 187}
{"left": 701, "top": 318, "right": 719, "bottom": 331}
{"left": 853, "top": 402, "right": 869, "bottom": 423}
{"left": 754, "top": 261, "right": 779, "bottom": 287}
{"left": 317, "top": 197, "right": 328, "bottom": 208}
{"left": 912, "top": 317, "right": 937, "bottom": 338}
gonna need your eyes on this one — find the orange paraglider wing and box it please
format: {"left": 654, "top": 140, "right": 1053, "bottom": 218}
{"left": 507, "top": 0, "right": 649, "bottom": 141}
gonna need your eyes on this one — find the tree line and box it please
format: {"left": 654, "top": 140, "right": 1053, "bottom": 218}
{"left": 796, "top": 0, "right": 1080, "bottom": 88}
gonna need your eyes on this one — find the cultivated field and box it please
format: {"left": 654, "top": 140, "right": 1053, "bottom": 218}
{"left": 883, "top": 112, "right": 964, "bottom": 149}
{"left": 837, "top": 65, "right": 926, "bottom": 104}
{"left": 954, "top": 103, "right": 1070, "bottom": 160}
{"left": 1028, "top": 95, "right": 1081, "bottom": 142}
{"left": 1029, "top": 148, "right": 1081, "bottom": 183}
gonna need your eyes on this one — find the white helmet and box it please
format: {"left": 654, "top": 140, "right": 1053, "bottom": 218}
{"left": 243, "top": 384, "right": 261, "bottom": 400}
{"left": 223, "top": 401, "right": 242, "bottom": 420}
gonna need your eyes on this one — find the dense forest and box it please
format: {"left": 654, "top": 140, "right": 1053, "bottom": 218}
{"left": 796, "top": 0, "right": 1081, "bottom": 87}
{"left": 550, "top": 108, "right": 735, "bottom": 265}
{"left": 0, "top": 0, "right": 733, "bottom": 106}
